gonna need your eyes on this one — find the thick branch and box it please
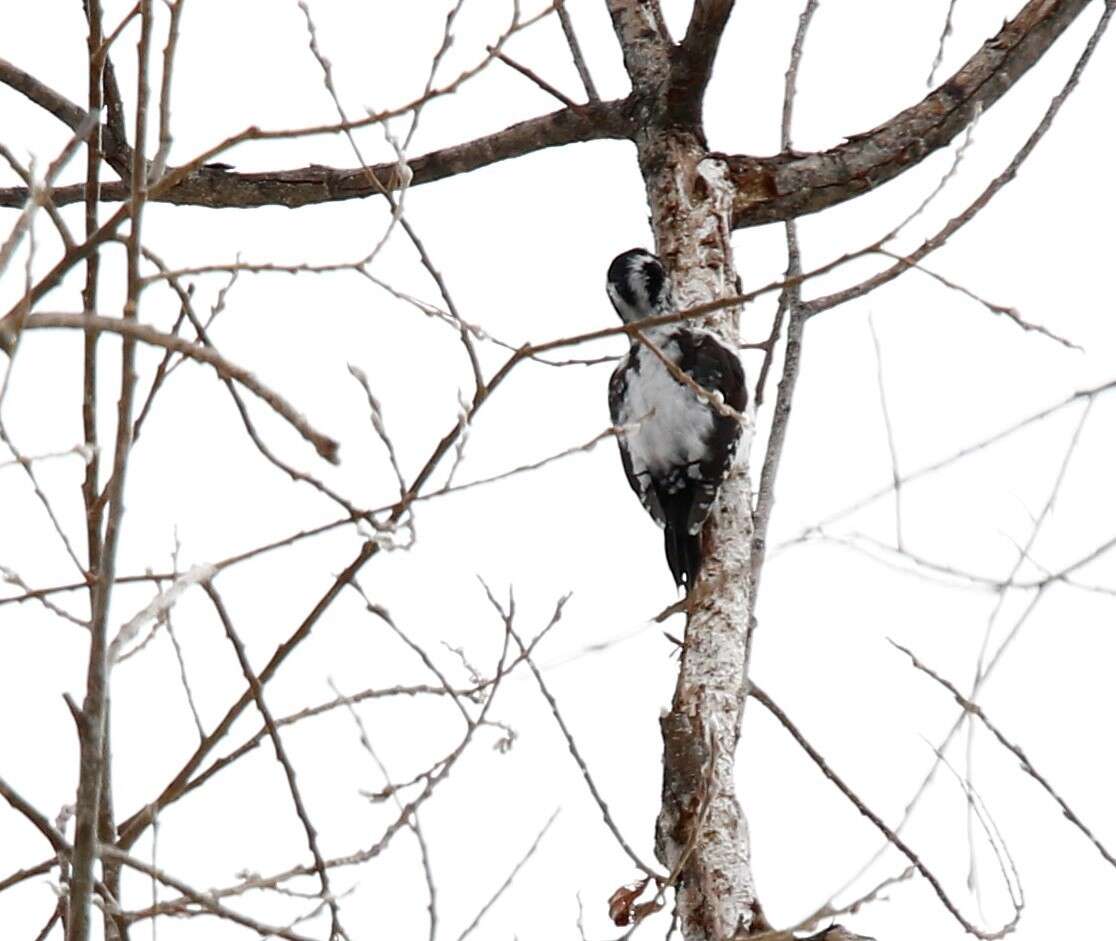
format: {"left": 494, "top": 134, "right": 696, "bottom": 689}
{"left": 725, "top": 0, "right": 1093, "bottom": 228}
{"left": 605, "top": 0, "right": 673, "bottom": 92}
{"left": 0, "top": 100, "right": 631, "bottom": 209}
{"left": 0, "top": 56, "right": 128, "bottom": 169}
{"left": 672, "top": 0, "right": 735, "bottom": 128}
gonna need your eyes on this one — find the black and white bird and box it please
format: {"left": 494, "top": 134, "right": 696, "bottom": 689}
{"left": 607, "top": 248, "right": 748, "bottom": 590}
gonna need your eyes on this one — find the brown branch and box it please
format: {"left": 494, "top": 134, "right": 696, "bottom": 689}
{"left": 488, "top": 45, "right": 579, "bottom": 109}
{"left": 14, "top": 312, "right": 340, "bottom": 463}
{"left": 555, "top": 0, "right": 599, "bottom": 101}
{"left": 482, "top": 584, "right": 663, "bottom": 878}
{"left": 0, "top": 0, "right": 1090, "bottom": 239}
{"left": 725, "top": 0, "right": 1095, "bottom": 229}
{"left": 68, "top": 9, "right": 154, "bottom": 937}
{"left": 32, "top": 902, "right": 63, "bottom": 941}
{"left": 204, "top": 582, "right": 345, "bottom": 940}
{"left": 177, "top": 607, "right": 563, "bottom": 807}
{"left": 116, "top": 539, "right": 380, "bottom": 848}
{"left": 0, "top": 774, "right": 70, "bottom": 853}
{"left": 605, "top": 0, "right": 673, "bottom": 91}
{"left": 138, "top": 250, "right": 357, "bottom": 511}
{"left": 0, "top": 145, "right": 74, "bottom": 250}
{"left": 150, "top": 0, "right": 185, "bottom": 180}
{"left": 0, "top": 100, "right": 632, "bottom": 209}
{"left": 0, "top": 859, "right": 54, "bottom": 895}
{"left": 0, "top": 57, "right": 107, "bottom": 144}
{"left": 0, "top": 515, "right": 352, "bottom": 611}
{"left": 103, "top": 846, "right": 318, "bottom": 941}
{"left": 186, "top": 605, "right": 522, "bottom": 903}
{"left": 874, "top": 248, "right": 1081, "bottom": 349}
{"left": 673, "top": 0, "right": 736, "bottom": 128}
{"left": 81, "top": 0, "right": 107, "bottom": 631}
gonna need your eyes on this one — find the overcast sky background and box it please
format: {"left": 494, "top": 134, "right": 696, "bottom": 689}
{"left": 1, "top": 2, "right": 1115, "bottom": 939}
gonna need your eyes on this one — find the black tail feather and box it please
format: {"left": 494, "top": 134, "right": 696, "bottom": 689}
{"left": 660, "top": 484, "right": 703, "bottom": 590}
{"left": 664, "top": 524, "right": 702, "bottom": 589}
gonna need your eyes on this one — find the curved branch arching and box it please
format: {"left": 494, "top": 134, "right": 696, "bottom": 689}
{"left": 726, "top": 0, "right": 1093, "bottom": 228}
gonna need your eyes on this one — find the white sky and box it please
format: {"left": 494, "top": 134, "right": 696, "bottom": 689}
{"left": 1, "top": 2, "right": 1115, "bottom": 940}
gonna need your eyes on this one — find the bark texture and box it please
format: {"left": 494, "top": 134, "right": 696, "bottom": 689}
{"left": 607, "top": 2, "right": 757, "bottom": 936}
{"left": 644, "top": 139, "right": 757, "bottom": 941}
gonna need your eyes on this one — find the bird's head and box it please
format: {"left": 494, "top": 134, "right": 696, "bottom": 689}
{"left": 606, "top": 248, "right": 673, "bottom": 324}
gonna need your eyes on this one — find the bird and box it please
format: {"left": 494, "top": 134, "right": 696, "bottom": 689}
{"left": 606, "top": 248, "right": 748, "bottom": 590}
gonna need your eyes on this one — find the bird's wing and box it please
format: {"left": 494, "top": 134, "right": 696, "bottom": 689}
{"left": 677, "top": 330, "right": 747, "bottom": 413}
{"left": 609, "top": 356, "right": 666, "bottom": 526}
{"left": 676, "top": 331, "right": 748, "bottom": 534}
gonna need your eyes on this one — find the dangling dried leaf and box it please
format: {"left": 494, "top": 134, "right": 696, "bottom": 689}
{"left": 632, "top": 897, "right": 665, "bottom": 922}
{"left": 608, "top": 876, "right": 653, "bottom": 927}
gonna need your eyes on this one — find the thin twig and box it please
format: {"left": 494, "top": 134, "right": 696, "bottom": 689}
{"left": 750, "top": 684, "right": 1019, "bottom": 939}
{"left": 805, "top": 6, "right": 1114, "bottom": 317}
{"left": 488, "top": 45, "right": 578, "bottom": 108}
{"left": 204, "top": 581, "right": 346, "bottom": 940}
{"left": 555, "top": 0, "right": 599, "bottom": 100}
{"left": 895, "top": 642, "right": 1116, "bottom": 869}
{"left": 868, "top": 315, "right": 903, "bottom": 548}
{"left": 19, "top": 312, "right": 340, "bottom": 463}
{"left": 456, "top": 810, "right": 560, "bottom": 941}
{"left": 482, "top": 583, "right": 664, "bottom": 878}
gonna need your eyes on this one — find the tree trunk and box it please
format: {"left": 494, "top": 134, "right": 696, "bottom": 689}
{"left": 640, "top": 127, "right": 757, "bottom": 940}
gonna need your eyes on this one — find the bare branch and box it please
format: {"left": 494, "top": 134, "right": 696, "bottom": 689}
{"left": 726, "top": 0, "right": 1096, "bottom": 229}
{"left": 804, "top": 2, "right": 1113, "bottom": 315}
{"left": 874, "top": 248, "right": 1081, "bottom": 349}
{"left": 868, "top": 316, "right": 904, "bottom": 548}
{"left": 0, "top": 99, "right": 629, "bottom": 211}
{"left": 482, "top": 584, "right": 663, "bottom": 878}
{"left": 673, "top": 0, "right": 736, "bottom": 126}
{"left": 103, "top": 846, "right": 319, "bottom": 941}
{"left": 68, "top": 9, "right": 155, "bottom": 936}
{"left": 555, "top": 0, "right": 599, "bottom": 101}
{"left": 14, "top": 312, "right": 340, "bottom": 463}
{"left": 894, "top": 642, "right": 1116, "bottom": 870}
{"left": 750, "top": 684, "right": 1019, "bottom": 939}
{"left": 787, "top": 378, "right": 1116, "bottom": 540}
{"left": 488, "top": 45, "right": 579, "bottom": 109}
{"left": 204, "top": 581, "right": 345, "bottom": 940}
{"left": 457, "top": 809, "right": 559, "bottom": 941}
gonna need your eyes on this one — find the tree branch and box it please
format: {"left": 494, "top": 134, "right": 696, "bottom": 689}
{"left": 555, "top": 0, "right": 599, "bottom": 101}
{"left": 725, "top": 0, "right": 1094, "bottom": 228}
{"left": 12, "top": 312, "right": 340, "bottom": 463}
{"left": 0, "top": 56, "right": 128, "bottom": 171}
{"left": 0, "top": 100, "right": 632, "bottom": 209}
{"left": 605, "top": 0, "right": 673, "bottom": 92}
{"left": 673, "top": 0, "right": 735, "bottom": 128}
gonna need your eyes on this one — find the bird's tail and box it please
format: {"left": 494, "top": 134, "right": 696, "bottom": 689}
{"left": 662, "top": 489, "right": 703, "bottom": 590}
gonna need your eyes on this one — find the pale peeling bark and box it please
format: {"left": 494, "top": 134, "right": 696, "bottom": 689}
{"left": 641, "top": 127, "right": 756, "bottom": 940}
{"left": 609, "top": 0, "right": 757, "bottom": 934}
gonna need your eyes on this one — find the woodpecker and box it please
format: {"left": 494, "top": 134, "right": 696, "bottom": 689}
{"left": 607, "top": 248, "right": 747, "bottom": 590}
